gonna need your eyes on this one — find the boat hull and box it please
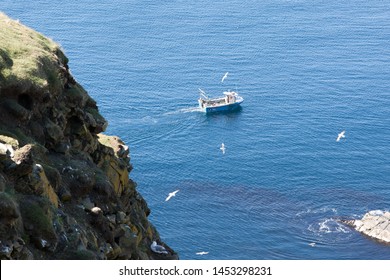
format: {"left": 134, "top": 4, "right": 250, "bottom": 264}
{"left": 198, "top": 91, "right": 244, "bottom": 113}
{"left": 202, "top": 102, "right": 242, "bottom": 113}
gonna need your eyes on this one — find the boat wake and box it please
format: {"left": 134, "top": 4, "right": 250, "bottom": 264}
{"left": 116, "top": 115, "right": 159, "bottom": 125}
{"left": 163, "top": 107, "right": 203, "bottom": 115}
{"left": 127, "top": 107, "right": 202, "bottom": 146}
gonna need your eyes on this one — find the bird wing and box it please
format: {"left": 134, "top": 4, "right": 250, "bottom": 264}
{"left": 151, "top": 242, "right": 168, "bottom": 254}
{"left": 221, "top": 72, "right": 228, "bottom": 82}
{"left": 336, "top": 131, "right": 345, "bottom": 141}
{"left": 155, "top": 244, "right": 166, "bottom": 251}
{"left": 165, "top": 190, "right": 179, "bottom": 201}
{"left": 155, "top": 246, "right": 168, "bottom": 254}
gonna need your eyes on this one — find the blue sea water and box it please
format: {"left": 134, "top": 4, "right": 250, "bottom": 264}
{"left": 2, "top": 0, "right": 390, "bottom": 259}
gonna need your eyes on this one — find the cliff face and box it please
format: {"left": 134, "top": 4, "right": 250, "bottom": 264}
{"left": 0, "top": 13, "right": 176, "bottom": 260}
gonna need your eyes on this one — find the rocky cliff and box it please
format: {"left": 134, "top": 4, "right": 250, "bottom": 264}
{"left": 0, "top": 12, "right": 177, "bottom": 260}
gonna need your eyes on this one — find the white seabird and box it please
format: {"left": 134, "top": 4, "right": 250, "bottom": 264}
{"left": 309, "top": 242, "right": 316, "bottom": 247}
{"left": 336, "top": 130, "right": 346, "bottom": 142}
{"left": 220, "top": 143, "right": 226, "bottom": 154}
{"left": 221, "top": 72, "right": 229, "bottom": 83}
{"left": 165, "top": 189, "right": 179, "bottom": 202}
{"left": 196, "top": 251, "right": 209, "bottom": 255}
{"left": 150, "top": 241, "right": 168, "bottom": 254}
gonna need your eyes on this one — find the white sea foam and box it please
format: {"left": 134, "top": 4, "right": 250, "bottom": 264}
{"left": 368, "top": 210, "right": 384, "bottom": 216}
{"left": 308, "top": 218, "right": 351, "bottom": 234}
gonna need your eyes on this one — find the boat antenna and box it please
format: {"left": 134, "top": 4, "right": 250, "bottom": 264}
{"left": 198, "top": 88, "right": 208, "bottom": 99}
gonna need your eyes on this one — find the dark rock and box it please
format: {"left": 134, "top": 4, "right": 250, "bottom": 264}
{"left": 0, "top": 240, "right": 12, "bottom": 259}
{"left": 54, "top": 141, "right": 70, "bottom": 154}
{"left": 117, "top": 224, "right": 138, "bottom": 258}
{"left": 116, "top": 211, "right": 128, "bottom": 224}
{"left": 0, "top": 192, "right": 20, "bottom": 221}
{"left": 67, "top": 169, "right": 95, "bottom": 198}
{"left": 44, "top": 118, "right": 64, "bottom": 145}
{"left": 30, "top": 121, "right": 46, "bottom": 144}
{"left": 58, "top": 186, "right": 72, "bottom": 202}
{"left": 0, "top": 174, "right": 6, "bottom": 192}
{"left": 2, "top": 99, "right": 30, "bottom": 121}
{"left": 10, "top": 144, "right": 35, "bottom": 176}
{"left": 19, "top": 197, "right": 58, "bottom": 252}
{"left": 43, "top": 165, "right": 61, "bottom": 192}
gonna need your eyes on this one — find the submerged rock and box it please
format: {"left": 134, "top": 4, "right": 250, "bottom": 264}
{"left": 341, "top": 210, "right": 390, "bottom": 244}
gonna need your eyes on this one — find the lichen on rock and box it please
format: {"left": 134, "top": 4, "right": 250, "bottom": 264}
{"left": 0, "top": 12, "right": 177, "bottom": 260}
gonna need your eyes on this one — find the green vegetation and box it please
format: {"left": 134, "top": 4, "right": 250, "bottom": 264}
{"left": 0, "top": 127, "right": 34, "bottom": 146}
{"left": 59, "top": 249, "right": 97, "bottom": 260}
{"left": 0, "top": 12, "right": 66, "bottom": 92}
{"left": 65, "top": 84, "right": 87, "bottom": 102}
{"left": 19, "top": 198, "right": 54, "bottom": 235}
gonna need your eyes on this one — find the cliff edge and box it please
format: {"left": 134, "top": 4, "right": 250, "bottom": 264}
{"left": 0, "top": 12, "right": 177, "bottom": 260}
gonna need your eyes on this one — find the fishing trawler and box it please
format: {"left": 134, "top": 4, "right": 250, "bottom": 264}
{"left": 198, "top": 89, "right": 244, "bottom": 113}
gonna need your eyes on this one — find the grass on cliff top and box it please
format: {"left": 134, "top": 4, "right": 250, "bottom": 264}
{"left": 0, "top": 12, "right": 66, "bottom": 92}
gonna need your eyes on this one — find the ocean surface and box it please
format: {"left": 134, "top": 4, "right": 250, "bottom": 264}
{"left": 2, "top": 0, "right": 390, "bottom": 259}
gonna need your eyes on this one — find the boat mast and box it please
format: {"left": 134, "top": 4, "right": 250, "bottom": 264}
{"left": 198, "top": 88, "right": 209, "bottom": 100}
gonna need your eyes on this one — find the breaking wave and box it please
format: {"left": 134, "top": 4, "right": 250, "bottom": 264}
{"left": 308, "top": 218, "right": 351, "bottom": 234}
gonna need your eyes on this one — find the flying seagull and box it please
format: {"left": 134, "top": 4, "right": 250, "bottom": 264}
{"left": 165, "top": 189, "right": 179, "bottom": 201}
{"left": 220, "top": 143, "right": 226, "bottom": 154}
{"left": 196, "top": 251, "right": 209, "bottom": 255}
{"left": 221, "top": 72, "right": 229, "bottom": 83}
{"left": 336, "top": 130, "right": 346, "bottom": 142}
{"left": 150, "top": 241, "right": 168, "bottom": 254}
{"left": 309, "top": 242, "right": 316, "bottom": 247}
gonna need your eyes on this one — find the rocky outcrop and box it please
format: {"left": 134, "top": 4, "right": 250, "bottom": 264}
{"left": 341, "top": 210, "right": 390, "bottom": 244}
{"left": 0, "top": 13, "right": 177, "bottom": 260}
